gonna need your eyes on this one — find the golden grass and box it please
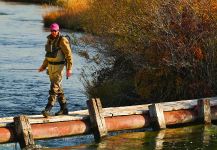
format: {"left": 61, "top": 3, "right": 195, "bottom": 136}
{"left": 43, "top": 9, "right": 61, "bottom": 22}
{"left": 42, "top": 0, "right": 90, "bottom": 30}
{"left": 60, "top": 0, "right": 90, "bottom": 13}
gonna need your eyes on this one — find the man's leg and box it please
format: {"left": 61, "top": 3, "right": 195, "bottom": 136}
{"left": 42, "top": 71, "right": 59, "bottom": 117}
{"left": 55, "top": 93, "right": 69, "bottom": 116}
{"left": 42, "top": 89, "right": 57, "bottom": 117}
{"left": 43, "top": 64, "right": 65, "bottom": 116}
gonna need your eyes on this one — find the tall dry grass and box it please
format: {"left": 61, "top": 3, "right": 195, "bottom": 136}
{"left": 43, "top": 0, "right": 90, "bottom": 31}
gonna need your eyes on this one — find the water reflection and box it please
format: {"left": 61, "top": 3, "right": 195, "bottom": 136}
{"left": 44, "top": 125, "right": 217, "bottom": 150}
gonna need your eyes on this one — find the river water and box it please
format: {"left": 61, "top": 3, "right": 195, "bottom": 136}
{"left": 0, "top": 1, "right": 93, "bottom": 149}
{"left": 1, "top": 1, "right": 217, "bottom": 150}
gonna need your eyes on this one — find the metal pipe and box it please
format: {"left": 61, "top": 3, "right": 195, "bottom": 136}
{"left": 164, "top": 109, "right": 197, "bottom": 125}
{"left": 0, "top": 127, "right": 15, "bottom": 143}
{"left": 106, "top": 115, "right": 150, "bottom": 132}
{"left": 32, "top": 120, "right": 91, "bottom": 139}
{"left": 0, "top": 106, "right": 216, "bottom": 143}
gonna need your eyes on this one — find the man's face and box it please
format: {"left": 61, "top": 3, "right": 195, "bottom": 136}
{"left": 51, "top": 30, "right": 59, "bottom": 38}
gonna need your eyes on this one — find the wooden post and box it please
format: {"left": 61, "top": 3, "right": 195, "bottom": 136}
{"left": 13, "top": 115, "right": 35, "bottom": 149}
{"left": 148, "top": 103, "right": 166, "bottom": 130}
{"left": 197, "top": 98, "right": 211, "bottom": 124}
{"left": 87, "top": 98, "right": 108, "bottom": 142}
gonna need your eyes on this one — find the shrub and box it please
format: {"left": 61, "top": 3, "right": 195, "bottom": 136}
{"left": 81, "top": 0, "right": 217, "bottom": 105}
{"left": 42, "top": 0, "right": 217, "bottom": 106}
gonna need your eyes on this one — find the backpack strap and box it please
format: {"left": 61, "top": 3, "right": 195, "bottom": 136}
{"left": 58, "top": 35, "right": 71, "bottom": 48}
{"left": 57, "top": 35, "right": 63, "bottom": 47}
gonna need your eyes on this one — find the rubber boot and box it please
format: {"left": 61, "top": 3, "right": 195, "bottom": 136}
{"left": 55, "top": 103, "right": 68, "bottom": 116}
{"left": 42, "top": 104, "right": 53, "bottom": 117}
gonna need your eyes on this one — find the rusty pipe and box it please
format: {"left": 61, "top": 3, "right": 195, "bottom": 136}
{"left": 0, "top": 127, "right": 15, "bottom": 143}
{"left": 32, "top": 119, "right": 91, "bottom": 139}
{"left": 0, "top": 106, "right": 217, "bottom": 143}
{"left": 0, "top": 115, "right": 150, "bottom": 143}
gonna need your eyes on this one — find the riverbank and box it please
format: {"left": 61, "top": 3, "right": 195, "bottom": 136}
{"left": 43, "top": 0, "right": 217, "bottom": 107}
{"left": 4, "top": 0, "right": 217, "bottom": 107}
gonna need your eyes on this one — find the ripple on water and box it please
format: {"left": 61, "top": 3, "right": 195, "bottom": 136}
{"left": 0, "top": 12, "right": 9, "bottom": 15}
{"left": 0, "top": 1, "right": 92, "bottom": 148}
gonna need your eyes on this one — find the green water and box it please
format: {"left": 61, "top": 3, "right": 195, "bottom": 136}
{"left": 44, "top": 125, "right": 217, "bottom": 150}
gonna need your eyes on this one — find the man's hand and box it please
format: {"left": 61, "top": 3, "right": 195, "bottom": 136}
{"left": 66, "top": 70, "right": 72, "bottom": 79}
{"left": 38, "top": 66, "right": 46, "bottom": 72}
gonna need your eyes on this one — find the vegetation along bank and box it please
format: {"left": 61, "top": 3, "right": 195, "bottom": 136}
{"left": 10, "top": 0, "right": 217, "bottom": 107}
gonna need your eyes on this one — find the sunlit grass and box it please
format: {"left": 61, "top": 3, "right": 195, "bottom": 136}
{"left": 59, "top": 0, "right": 89, "bottom": 12}
{"left": 42, "top": 0, "right": 90, "bottom": 31}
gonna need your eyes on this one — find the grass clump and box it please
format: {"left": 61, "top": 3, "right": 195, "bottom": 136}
{"left": 42, "top": 0, "right": 90, "bottom": 31}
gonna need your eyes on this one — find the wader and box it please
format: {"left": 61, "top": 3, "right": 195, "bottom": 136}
{"left": 42, "top": 34, "right": 72, "bottom": 117}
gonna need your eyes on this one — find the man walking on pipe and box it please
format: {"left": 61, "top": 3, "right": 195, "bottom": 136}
{"left": 38, "top": 23, "right": 73, "bottom": 117}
